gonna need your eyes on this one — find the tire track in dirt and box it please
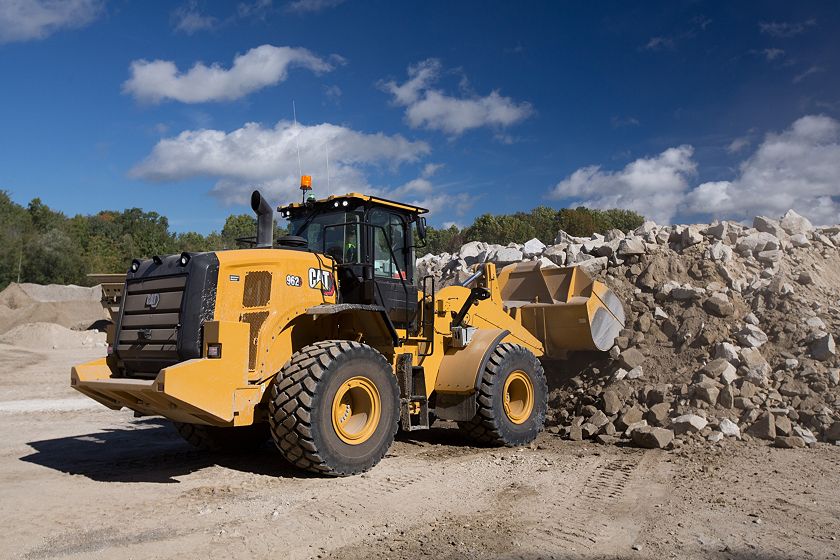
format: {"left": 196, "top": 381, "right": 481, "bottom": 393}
{"left": 320, "top": 444, "right": 650, "bottom": 560}
{"left": 515, "top": 451, "right": 667, "bottom": 558}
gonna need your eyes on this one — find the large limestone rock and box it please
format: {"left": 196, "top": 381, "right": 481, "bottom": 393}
{"left": 753, "top": 216, "right": 785, "bottom": 238}
{"left": 458, "top": 241, "right": 486, "bottom": 261}
{"left": 736, "top": 324, "right": 769, "bottom": 348}
{"left": 672, "top": 414, "right": 708, "bottom": 434}
{"left": 575, "top": 257, "right": 608, "bottom": 277}
{"left": 617, "top": 237, "right": 646, "bottom": 256}
{"left": 618, "top": 348, "right": 645, "bottom": 370}
{"left": 543, "top": 245, "right": 566, "bottom": 266}
{"left": 522, "top": 238, "right": 546, "bottom": 257}
{"left": 493, "top": 247, "right": 524, "bottom": 264}
{"left": 718, "top": 418, "right": 741, "bottom": 438}
{"left": 748, "top": 411, "right": 776, "bottom": 440}
{"left": 736, "top": 232, "right": 780, "bottom": 256}
{"left": 703, "top": 221, "right": 728, "bottom": 240}
{"left": 631, "top": 426, "right": 674, "bottom": 449}
{"left": 780, "top": 209, "right": 814, "bottom": 235}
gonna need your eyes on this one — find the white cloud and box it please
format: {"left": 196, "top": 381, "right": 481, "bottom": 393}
{"left": 727, "top": 137, "right": 750, "bottom": 154}
{"left": 759, "top": 19, "right": 816, "bottom": 38}
{"left": 285, "top": 0, "right": 343, "bottom": 14}
{"left": 683, "top": 115, "right": 840, "bottom": 225}
{"left": 643, "top": 36, "right": 675, "bottom": 51}
{"left": 762, "top": 48, "right": 785, "bottom": 61}
{"left": 237, "top": 0, "right": 273, "bottom": 19}
{"left": 549, "top": 115, "right": 840, "bottom": 226}
{"left": 172, "top": 1, "right": 216, "bottom": 34}
{"left": 793, "top": 65, "right": 823, "bottom": 84}
{"left": 0, "top": 0, "right": 103, "bottom": 44}
{"left": 381, "top": 59, "right": 533, "bottom": 136}
{"left": 421, "top": 163, "right": 443, "bottom": 178}
{"left": 388, "top": 163, "right": 474, "bottom": 216}
{"left": 611, "top": 116, "right": 640, "bottom": 128}
{"left": 549, "top": 146, "right": 696, "bottom": 224}
{"left": 123, "top": 45, "right": 333, "bottom": 104}
{"left": 130, "top": 120, "right": 431, "bottom": 206}
{"left": 323, "top": 84, "right": 342, "bottom": 102}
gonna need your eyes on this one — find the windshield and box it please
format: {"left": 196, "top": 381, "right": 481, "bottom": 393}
{"left": 289, "top": 211, "right": 360, "bottom": 264}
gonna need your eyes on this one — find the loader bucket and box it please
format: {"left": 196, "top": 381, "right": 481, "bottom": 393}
{"left": 497, "top": 261, "right": 625, "bottom": 356}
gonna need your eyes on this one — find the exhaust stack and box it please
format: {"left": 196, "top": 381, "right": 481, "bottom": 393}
{"left": 251, "top": 190, "right": 274, "bottom": 248}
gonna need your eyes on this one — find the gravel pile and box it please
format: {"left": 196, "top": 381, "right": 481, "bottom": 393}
{"left": 0, "top": 322, "right": 107, "bottom": 349}
{"left": 418, "top": 209, "right": 840, "bottom": 449}
{"left": 0, "top": 283, "right": 107, "bottom": 334}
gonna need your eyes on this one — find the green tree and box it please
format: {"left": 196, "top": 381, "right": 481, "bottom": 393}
{"left": 422, "top": 224, "right": 464, "bottom": 254}
{"left": 556, "top": 207, "right": 599, "bottom": 237}
{"left": 0, "top": 191, "right": 30, "bottom": 287}
{"left": 114, "top": 208, "right": 174, "bottom": 258}
{"left": 221, "top": 214, "right": 257, "bottom": 248}
{"left": 174, "top": 231, "right": 212, "bottom": 252}
{"left": 528, "top": 206, "right": 559, "bottom": 244}
{"left": 597, "top": 208, "right": 645, "bottom": 232}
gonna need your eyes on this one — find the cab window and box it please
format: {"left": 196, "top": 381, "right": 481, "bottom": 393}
{"left": 369, "top": 209, "right": 408, "bottom": 279}
{"left": 289, "top": 211, "right": 360, "bottom": 264}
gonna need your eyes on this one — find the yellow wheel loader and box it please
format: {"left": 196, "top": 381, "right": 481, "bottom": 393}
{"left": 72, "top": 187, "right": 625, "bottom": 476}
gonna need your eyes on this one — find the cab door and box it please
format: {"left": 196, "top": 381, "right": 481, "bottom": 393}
{"left": 366, "top": 208, "right": 417, "bottom": 329}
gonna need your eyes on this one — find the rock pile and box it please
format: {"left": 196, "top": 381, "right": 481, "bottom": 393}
{"left": 418, "top": 209, "right": 840, "bottom": 449}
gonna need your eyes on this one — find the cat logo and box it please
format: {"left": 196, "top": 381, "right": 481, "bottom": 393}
{"left": 308, "top": 268, "right": 335, "bottom": 296}
{"left": 144, "top": 293, "right": 160, "bottom": 309}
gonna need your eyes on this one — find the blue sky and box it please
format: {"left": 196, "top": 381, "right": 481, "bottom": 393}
{"left": 1, "top": 0, "right": 839, "bottom": 232}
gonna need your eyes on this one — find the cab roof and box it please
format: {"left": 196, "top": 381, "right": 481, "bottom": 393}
{"left": 278, "top": 192, "right": 428, "bottom": 215}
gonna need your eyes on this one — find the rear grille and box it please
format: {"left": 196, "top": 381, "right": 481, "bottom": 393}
{"left": 117, "top": 275, "right": 186, "bottom": 376}
{"left": 243, "top": 271, "right": 272, "bottom": 307}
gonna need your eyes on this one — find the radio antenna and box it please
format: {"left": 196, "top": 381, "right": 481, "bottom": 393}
{"left": 293, "top": 101, "right": 302, "bottom": 180}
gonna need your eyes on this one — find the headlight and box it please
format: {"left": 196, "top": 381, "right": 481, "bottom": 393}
{"left": 130, "top": 259, "right": 141, "bottom": 273}
{"left": 179, "top": 252, "right": 191, "bottom": 266}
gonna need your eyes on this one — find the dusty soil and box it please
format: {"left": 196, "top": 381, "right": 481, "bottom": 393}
{"left": 1, "top": 343, "right": 838, "bottom": 560}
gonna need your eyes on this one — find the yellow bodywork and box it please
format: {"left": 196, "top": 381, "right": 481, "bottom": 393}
{"left": 73, "top": 248, "right": 338, "bottom": 426}
{"left": 72, "top": 250, "right": 624, "bottom": 427}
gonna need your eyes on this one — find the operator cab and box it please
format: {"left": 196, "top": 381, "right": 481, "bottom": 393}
{"left": 278, "top": 192, "right": 428, "bottom": 330}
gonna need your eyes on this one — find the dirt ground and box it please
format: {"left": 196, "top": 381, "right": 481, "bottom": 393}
{"left": 1, "top": 344, "right": 838, "bottom": 560}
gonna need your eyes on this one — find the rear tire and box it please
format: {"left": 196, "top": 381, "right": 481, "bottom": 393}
{"left": 269, "top": 341, "right": 400, "bottom": 476}
{"left": 458, "top": 343, "right": 547, "bottom": 446}
{"left": 173, "top": 421, "right": 270, "bottom": 452}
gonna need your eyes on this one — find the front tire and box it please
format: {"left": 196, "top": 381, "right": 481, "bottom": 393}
{"left": 458, "top": 343, "right": 547, "bottom": 446}
{"left": 269, "top": 341, "right": 400, "bottom": 476}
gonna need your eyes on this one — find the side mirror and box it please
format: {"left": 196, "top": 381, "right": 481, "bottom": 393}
{"left": 416, "top": 217, "right": 427, "bottom": 241}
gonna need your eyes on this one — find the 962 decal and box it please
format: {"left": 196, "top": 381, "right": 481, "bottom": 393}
{"left": 285, "top": 274, "right": 302, "bottom": 287}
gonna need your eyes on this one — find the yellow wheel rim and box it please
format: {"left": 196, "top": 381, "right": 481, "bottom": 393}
{"left": 503, "top": 370, "right": 534, "bottom": 425}
{"left": 331, "top": 376, "right": 381, "bottom": 445}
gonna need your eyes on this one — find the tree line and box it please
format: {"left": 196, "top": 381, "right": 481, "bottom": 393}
{"left": 0, "top": 191, "right": 644, "bottom": 290}
{"left": 421, "top": 206, "right": 645, "bottom": 255}
{"left": 0, "top": 191, "right": 285, "bottom": 291}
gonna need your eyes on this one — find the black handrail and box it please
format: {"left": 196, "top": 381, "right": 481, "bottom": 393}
{"left": 417, "top": 275, "right": 436, "bottom": 357}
